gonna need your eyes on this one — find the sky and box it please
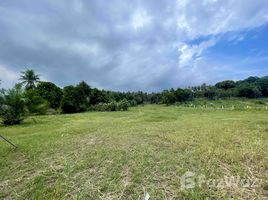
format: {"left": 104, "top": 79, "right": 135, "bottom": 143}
{"left": 0, "top": 0, "right": 268, "bottom": 92}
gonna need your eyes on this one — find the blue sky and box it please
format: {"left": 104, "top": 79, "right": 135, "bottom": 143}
{"left": 0, "top": 0, "right": 268, "bottom": 91}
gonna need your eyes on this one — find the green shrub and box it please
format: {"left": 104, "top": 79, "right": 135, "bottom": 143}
{"left": 107, "top": 101, "right": 117, "bottom": 111}
{"left": 118, "top": 99, "right": 130, "bottom": 111}
{"left": 0, "top": 85, "right": 26, "bottom": 125}
{"left": 91, "top": 103, "right": 108, "bottom": 112}
{"left": 92, "top": 102, "right": 116, "bottom": 112}
{"left": 91, "top": 100, "right": 130, "bottom": 112}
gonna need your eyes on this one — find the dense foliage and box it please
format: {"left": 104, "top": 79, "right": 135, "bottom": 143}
{"left": 24, "top": 89, "right": 48, "bottom": 115}
{"left": 0, "top": 85, "right": 26, "bottom": 125}
{"left": 61, "top": 84, "right": 89, "bottom": 113}
{"left": 90, "top": 99, "right": 130, "bottom": 112}
{"left": 0, "top": 69, "right": 268, "bottom": 125}
{"left": 36, "top": 82, "right": 63, "bottom": 109}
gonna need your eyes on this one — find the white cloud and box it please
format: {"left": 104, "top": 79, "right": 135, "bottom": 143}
{"left": 178, "top": 39, "right": 216, "bottom": 67}
{"left": 176, "top": 0, "right": 268, "bottom": 39}
{"left": 0, "top": 0, "right": 268, "bottom": 90}
{"left": 0, "top": 64, "right": 18, "bottom": 88}
{"left": 131, "top": 8, "right": 151, "bottom": 30}
{"left": 175, "top": 0, "right": 268, "bottom": 78}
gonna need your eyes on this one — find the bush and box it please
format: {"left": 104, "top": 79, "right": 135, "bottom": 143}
{"left": 94, "top": 102, "right": 117, "bottom": 111}
{"left": 107, "top": 101, "right": 117, "bottom": 111}
{"left": 0, "top": 85, "right": 26, "bottom": 125}
{"left": 90, "top": 100, "right": 130, "bottom": 112}
{"left": 90, "top": 103, "right": 109, "bottom": 112}
{"left": 118, "top": 99, "right": 130, "bottom": 111}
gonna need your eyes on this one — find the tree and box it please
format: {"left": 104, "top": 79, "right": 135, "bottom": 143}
{"left": 256, "top": 76, "right": 268, "bottom": 97}
{"left": 61, "top": 82, "right": 91, "bottom": 113}
{"left": 132, "top": 91, "right": 144, "bottom": 105}
{"left": 76, "top": 81, "right": 91, "bottom": 107}
{"left": 175, "top": 88, "right": 193, "bottom": 102}
{"left": 162, "top": 90, "right": 176, "bottom": 105}
{"left": 61, "top": 86, "right": 78, "bottom": 113}
{"left": 242, "top": 76, "right": 260, "bottom": 84}
{"left": 20, "top": 69, "right": 40, "bottom": 90}
{"left": 215, "top": 80, "right": 236, "bottom": 90}
{"left": 215, "top": 88, "right": 234, "bottom": 99}
{"left": 0, "top": 84, "right": 26, "bottom": 125}
{"left": 236, "top": 83, "right": 261, "bottom": 98}
{"left": 36, "top": 81, "right": 63, "bottom": 109}
{"left": 24, "top": 89, "right": 48, "bottom": 115}
{"left": 90, "top": 88, "right": 109, "bottom": 105}
{"left": 204, "top": 87, "right": 217, "bottom": 100}
{"left": 150, "top": 93, "right": 162, "bottom": 104}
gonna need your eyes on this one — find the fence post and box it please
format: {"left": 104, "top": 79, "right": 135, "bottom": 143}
{"left": 0, "top": 135, "right": 17, "bottom": 148}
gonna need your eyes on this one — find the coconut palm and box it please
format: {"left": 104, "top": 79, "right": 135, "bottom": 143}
{"left": 20, "top": 69, "right": 40, "bottom": 90}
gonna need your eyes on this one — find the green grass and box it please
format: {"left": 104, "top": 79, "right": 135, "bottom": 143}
{"left": 178, "top": 97, "right": 268, "bottom": 111}
{"left": 0, "top": 104, "right": 268, "bottom": 199}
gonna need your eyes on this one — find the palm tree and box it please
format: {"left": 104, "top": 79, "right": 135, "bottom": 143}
{"left": 20, "top": 69, "right": 40, "bottom": 90}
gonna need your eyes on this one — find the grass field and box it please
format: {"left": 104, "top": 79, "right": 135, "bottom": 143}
{"left": 0, "top": 104, "right": 268, "bottom": 199}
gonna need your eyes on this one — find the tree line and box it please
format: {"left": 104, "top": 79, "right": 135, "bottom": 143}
{"left": 0, "top": 69, "right": 267, "bottom": 125}
{"left": 161, "top": 76, "right": 268, "bottom": 105}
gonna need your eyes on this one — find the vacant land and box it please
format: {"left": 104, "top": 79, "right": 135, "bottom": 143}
{"left": 1, "top": 104, "right": 268, "bottom": 199}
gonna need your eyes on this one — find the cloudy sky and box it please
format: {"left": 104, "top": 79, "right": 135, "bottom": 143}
{"left": 0, "top": 0, "right": 268, "bottom": 91}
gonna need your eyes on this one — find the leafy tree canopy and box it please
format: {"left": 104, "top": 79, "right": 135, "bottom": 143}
{"left": 215, "top": 80, "right": 236, "bottom": 90}
{"left": 20, "top": 69, "right": 40, "bottom": 90}
{"left": 36, "top": 81, "right": 63, "bottom": 109}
